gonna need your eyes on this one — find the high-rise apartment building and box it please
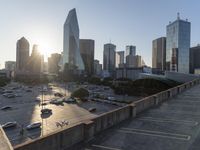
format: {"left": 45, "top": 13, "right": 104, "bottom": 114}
{"left": 79, "top": 39, "right": 94, "bottom": 76}
{"left": 62, "top": 8, "right": 84, "bottom": 71}
{"left": 166, "top": 14, "right": 191, "bottom": 73}
{"left": 116, "top": 51, "right": 124, "bottom": 68}
{"left": 152, "top": 37, "right": 166, "bottom": 70}
{"left": 190, "top": 45, "right": 200, "bottom": 74}
{"left": 16, "top": 37, "right": 29, "bottom": 72}
{"left": 103, "top": 43, "right": 116, "bottom": 75}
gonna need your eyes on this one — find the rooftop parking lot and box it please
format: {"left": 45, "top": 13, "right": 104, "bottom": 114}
{"left": 0, "top": 82, "right": 124, "bottom": 146}
{"left": 75, "top": 84, "right": 200, "bottom": 150}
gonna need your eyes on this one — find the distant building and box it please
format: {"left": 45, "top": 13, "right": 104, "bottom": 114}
{"left": 152, "top": 37, "right": 166, "bottom": 71}
{"left": 62, "top": 8, "right": 84, "bottom": 71}
{"left": 116, "top": 51, "right": 124, "bottom": 68}
{"left": 29, "top": 44, "right": 43, "bottom": 75}
{"left": 166, "top": 13, "right": 191, "bottom": 73}
{"left": 80, "top": 39, "right": 95, "bottom": 76}
{"left": 48, "top": 53, "right": 61, "bottom": 74}
{"left": 94, "top": 59, "right": 102, "bottom": 76}
{"left": 190, "top": 45, "right": 200, "bottom": 74}
{"left": 5, "top": 61, "right": 15, "bottom": 71}
{"left": 16, "top": 37, "right": 29, "bottom": 72}
{"left": 116, "top": 66, "right": 151, "bottom": 80}
{"left": 125, "top": 45, "right": 136, "bottom": 57}
{"left": 103, "top": 43, "right": 116, "bottom": 75}
{"left": 126, "top": 55, "right": 142, "bottom": 68}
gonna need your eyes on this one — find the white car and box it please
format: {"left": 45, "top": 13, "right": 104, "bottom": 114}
{"left": 88, "top": 107, "right": 96, "bottom": 112}
{"left": 1, "top": 106, "right": 12, "bottom": 110}
{"left": 2, "top": 121, "right": 17, "bottom": 129}
{"left": 26, "top": 122, "right": 41, "bottom": 130}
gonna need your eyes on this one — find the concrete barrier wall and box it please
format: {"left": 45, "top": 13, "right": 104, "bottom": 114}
{"left": 92, "top": 106, "right": 131, "bottom": 134}
{"left": 13, "top": 78, "right": 200, "bottom": 150}
{"left": 14, "top": 123, "right": 84, "bottom": 150}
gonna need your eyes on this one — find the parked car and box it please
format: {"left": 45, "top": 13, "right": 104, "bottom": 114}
{"left": 41, "top": 108, "right": 52, "bottom": 114}
{"left": 88, "top": 107, "right": 96, "bottom": 112}
{"left": 1, "top": 106, "right": 12, "bottom": 110}
{"left": 2, "top": 121, "right": 17, "bottom": 129}
{"left": 26, "top": 122, "right": 41, "bottom": 130}
{"left": 64, "top": 97, "right": 76, "bottom": 103}
{"left": 54, "top": 92, "right": 64, "bottom": 97}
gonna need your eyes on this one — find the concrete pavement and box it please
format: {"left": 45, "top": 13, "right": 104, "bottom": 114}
{"left": 77, "top": 84, "right": 200, "bottom": 150}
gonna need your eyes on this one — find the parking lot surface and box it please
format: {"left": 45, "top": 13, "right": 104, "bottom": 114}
{"left": 0, "top": 82, "right": 120, "bottom": 146}
{"left": 75, "top": 84, "right": 200, "bottom": 150}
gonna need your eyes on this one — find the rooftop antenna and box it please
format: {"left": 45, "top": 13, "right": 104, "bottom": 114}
{"left": 177, "top": 12, "right": 180, "bottom": 20}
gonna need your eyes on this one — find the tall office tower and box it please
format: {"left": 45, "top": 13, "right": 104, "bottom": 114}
{"left": 16, "top": 37, "right": 29, "bottom": 72}
{"left": 94, "top": 59, "right": 102, "bottom": 76}
{"left": 152, "top": 37, "right": 166, "bottom": 70}
{"left": 190, "top": 45, "right": 200, "bottom": 74}
{"left": 79, "top": 39, "right": 95, "bottom": 76}
{"left": 5, "top": 61, "right": 15, "bottom": 71}
{"left": 116, "top": 51, "right": 124, "bottom": 68}
{"left": 103, "top": 43, "right": 116, "bottom": 75}
{"left": 48, "top": 53, "right": 61, "bottom": 74}
{"left": 62, "top": 8, "right": 84, "bottom": 71}
{"left": 166, "top": 13, "right": 191, "bottom": 73}
{"left": 29, "top": 44, "right": 42, "bottom": 74}
{"left": 126, "top": 55, "right": 142, "bottom": 68}
{"left": 125, "top": 45, "right": 136, "bottom": 57}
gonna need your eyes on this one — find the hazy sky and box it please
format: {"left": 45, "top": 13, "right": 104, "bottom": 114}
{"left": 0, "top": 0, "right": 200, "bottom": 68}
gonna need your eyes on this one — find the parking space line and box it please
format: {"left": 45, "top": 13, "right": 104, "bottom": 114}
{"left": 138, "top": 117, "right": 198, "bottom": 126}
{"left": 119, "top": 128, "right": 191, "bottom": 141}
{"left": 92, "top": 144, "right": 122, "bottom": 150}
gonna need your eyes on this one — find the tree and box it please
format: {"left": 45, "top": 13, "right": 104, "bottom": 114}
{"left": 71, "top": 88, "right": 89, "bottom": 99}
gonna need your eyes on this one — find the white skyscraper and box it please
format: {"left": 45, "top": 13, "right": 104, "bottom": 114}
{"left": 62, "top": 8, "right": 84, "bottom": 71}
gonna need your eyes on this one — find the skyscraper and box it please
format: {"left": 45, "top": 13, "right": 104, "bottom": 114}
{"left": 16, "top": 37, "right": 29, "bottom": 72}
{"left": 115, "top": 51, "right": 124, "bottom": 68}
{"left": 94, "top": 59, "right": 102, "bottom": 76}
{"left": 79, "top": 39, "right": 95, "bottom": 76}
{"left": 190, "top": 45, "right": 200, "bottom": 74}
{"left": 125, "top": 45, "right": 136, "bottom": 57}
{"left": 62, "top": 8, "right": 84, "bottom": 71}
{"left": 103, "top": 43, "right": 116, "bottom": 75}
{"left": 152, "top": 37, "right": 166, "bottom": 70}
{"left": 166, "top": 14, "right": 191, "bottom": 73}
{"left": 48, "top": 53, "right": 61, "bottom": 74}
{"left": 29, "top": 44, "right": 43, "bottom": 74}
{"left": 126, "top": 55, "right": 142, "bottom": 68}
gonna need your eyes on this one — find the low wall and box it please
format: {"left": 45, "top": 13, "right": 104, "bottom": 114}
{"left": 13, "top": 78, "right": 200, "bottom": 150}
{"left": 14, "top": 123, "right": 84, "bottom": 150}
{"left": 165, "top": 71, "right": 199, "bottom": 83}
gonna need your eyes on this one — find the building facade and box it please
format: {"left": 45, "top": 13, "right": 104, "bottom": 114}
{"left": 16, "top": 37, "right": 29, "bottom": 72}
{"left": 5, "top": 61, "right": 15, "bottom": 71}
{"left": 126, "top": 55, "right": 142, "bottom": 68}
{"left": 94, "top": 59, "right": 102, "bottom": 76}
{"left": 79, "top": 39, "right": 95, "bottom": 76}
{"left": 29, "top": 44, "right": 43, "bottom": 74}
{"left": 103, "top": 43, "right": 116, "bottom": 75}
{"left": 166, "top": 14, "right": 191, "bottom": 73}
{"left": 48, "top": 53, "right": 61, "bottom": 74}
{"left": 125, "top": 45, "right": 136, "bottom": 57}
{"left": 190, "top": 45, "right": 200, "bottom": 74}
{"left": 116, "top": 51, "right": 124, "bottom": 68}
{"left": 152, "top": 37, "right": 166, "bottom": 70}
{"left": 62, "top": 8, "right": 84, "bottom": 71}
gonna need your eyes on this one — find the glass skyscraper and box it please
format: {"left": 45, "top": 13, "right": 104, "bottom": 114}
{"left": 62, "top": 8, "right": 85, "bottom": 71}
{"left": 166, "top": 14, "right": 191, "bottom": 73}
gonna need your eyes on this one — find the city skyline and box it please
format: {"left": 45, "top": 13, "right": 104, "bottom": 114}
{"left": 1, "top": 0, "right": 200, "bottom": 69}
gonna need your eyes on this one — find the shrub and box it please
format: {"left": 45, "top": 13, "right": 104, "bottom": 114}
{"left": 71, "top": 88, "right": 89, "bottom": 99}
